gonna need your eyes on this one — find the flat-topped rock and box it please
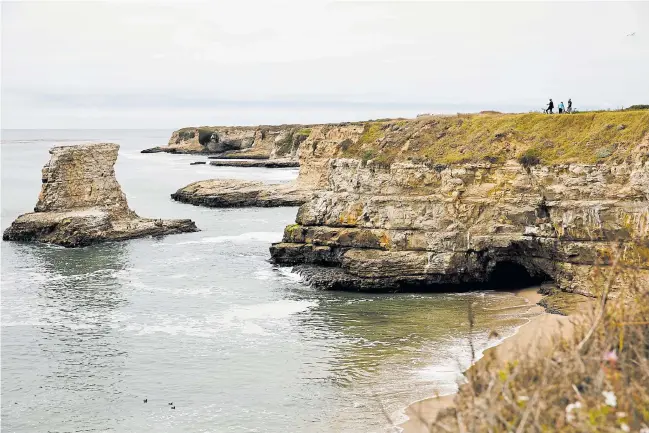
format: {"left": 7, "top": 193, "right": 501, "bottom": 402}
{"left": 171, "top": 179, "right": 312, "bottom": 207}
{"left": 3, "top": 143, "right": 198, "bottom": 247}
{"left": 208, "top": 159, "right": 299, "bottom": 168}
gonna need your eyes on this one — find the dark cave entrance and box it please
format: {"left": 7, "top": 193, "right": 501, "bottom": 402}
{"left": 486, "top": 261, "right": 552, "bottom": 290}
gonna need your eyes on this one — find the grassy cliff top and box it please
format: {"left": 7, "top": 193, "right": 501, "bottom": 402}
{"left": 341, "top": 110, "right": 649, "bottom": 166}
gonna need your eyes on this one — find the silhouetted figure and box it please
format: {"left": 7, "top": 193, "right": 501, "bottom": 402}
{"left": 567, "top": 99, "right": 573, "bottom": 113}
{"left": 168, "top": 402, "right": 173, "bottom": 405}
{"left": 559, "top": 101, "right": 565, "bottom": 114}
{"left": 545, "top": 99, "right": 554, "bottom": 114}
{"left": 143, "top": 399, "right": 148, "bottom": 403}
{"left": 171, "top": 406, "right": 176, "bottom": 410}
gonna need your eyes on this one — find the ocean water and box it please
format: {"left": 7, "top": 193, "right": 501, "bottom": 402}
{"left": 1, "top": 130, "right": 538, "bottom": 433}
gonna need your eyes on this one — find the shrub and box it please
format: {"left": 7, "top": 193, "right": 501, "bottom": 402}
{"left": 518, "top": 150, "right": 541, "bottom": 167}
{"left": 625, "top": 105, "right": 649, "bottom": 111}
{"left": 361, "top": 150, "right": 376, "bottom": 164}
{"left": 595, "top": 145, "right": 615, "bottom": 159}
{"left": 178, "top": 130, "right": 195, "bottom": 141}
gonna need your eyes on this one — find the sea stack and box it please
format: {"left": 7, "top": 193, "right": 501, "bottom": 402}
{"left": 3, "top": 143, "right": 198, "bottom": 247}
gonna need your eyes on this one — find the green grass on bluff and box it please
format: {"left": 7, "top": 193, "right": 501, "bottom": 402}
{"left": 340, "top": 110, "right": 649, "bottom": 165}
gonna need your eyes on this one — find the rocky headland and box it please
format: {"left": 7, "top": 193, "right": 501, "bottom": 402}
{"left": 169, "top": 122, "right": 341, "bottom": 207}
{"left": 141, "top": 125, "right": 314, "bottom": 161}
{"left": 3, "top": 143, "right": 198, "bottom": 247}
{"left": 262, "top": 111, "right": 649, "bottom": 296}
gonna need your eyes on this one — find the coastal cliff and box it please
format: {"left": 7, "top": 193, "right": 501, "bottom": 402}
{"left": 3, "top": 143, "right": 198, "bottom": 247}
{"left": 142, "top": 125, "right": 314, "bottom": 159}
{"left": 268, "top": 111, "right": 649, "bottom": 295}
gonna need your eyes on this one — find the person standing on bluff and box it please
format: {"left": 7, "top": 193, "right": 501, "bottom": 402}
{"left": 545, "top": 99, "right": 554, "bottom": 114}
{"left": 567, "top": 98, "right": 573, "bottom": 113}
{"left": 559, "top": 101, "right": 565, "bottom": 114}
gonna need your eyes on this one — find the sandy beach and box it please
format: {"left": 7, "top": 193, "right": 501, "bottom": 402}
{"left": 399, "top": 287, "right": 579, "bottom": 433}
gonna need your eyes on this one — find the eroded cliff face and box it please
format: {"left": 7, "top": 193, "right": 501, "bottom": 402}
{"left": 3, "top": 143, "right": 198, "bottom": 247}
{"left": 270, "top": 112, "right": 649, "bottom": 294}
{"left": 144, "top": 125, "right": 314, "bottom": 158}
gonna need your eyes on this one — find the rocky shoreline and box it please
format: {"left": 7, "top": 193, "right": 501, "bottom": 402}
{"left": 266, "top": 111, "right": 649, "bottom": 296}
{"left": 161, "top": 111, "right": 649, "bottom": 296}
{"left": 3, "top": 143, "right": 198, "bottom": 247}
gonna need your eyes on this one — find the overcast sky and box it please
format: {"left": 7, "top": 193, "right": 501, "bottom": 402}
{"left": 2, "top": 1, "right": 647, "bottom": 129}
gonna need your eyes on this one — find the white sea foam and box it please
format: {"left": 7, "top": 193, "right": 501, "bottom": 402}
{"left": 222, "top": 299, "right": 317, "bottom": 323}
{"left": 275, "top": 267, "right": 303, "bottom": 282}
{"left": 176, "top": 232, "right": 283, "bottom": 246}
{"left": 241, "top": 322, "right": 269, "bottom": 335}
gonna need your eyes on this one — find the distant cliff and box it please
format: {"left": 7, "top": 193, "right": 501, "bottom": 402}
{"left": 142, "top": 125, "right": 315, "bottom": 159}
{"left": 267, "top": 111, "right": 649, "bottom": 295}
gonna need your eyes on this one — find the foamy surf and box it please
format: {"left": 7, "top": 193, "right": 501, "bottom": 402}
{"left": 221, "top": 299, "right": 317, "bottom": 323}
{"left": 176, "top": 232, "right": 283, "bottom": 245}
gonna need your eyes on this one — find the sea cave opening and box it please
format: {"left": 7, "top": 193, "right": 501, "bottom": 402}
{"left": 487, "top": 261, "right": 552, "bottom": 290}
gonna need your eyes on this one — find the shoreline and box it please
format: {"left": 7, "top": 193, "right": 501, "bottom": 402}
{"left": 398, "top": 286, "right": 575, "bottom": 433}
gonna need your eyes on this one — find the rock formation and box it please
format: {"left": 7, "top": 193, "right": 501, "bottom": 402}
{"left": 170, "top": 126, "right": 323, "bottom": 207}
{"left": 3, "top": 143, "right": 198, "bottom": 247}
{"left": 268, "top": 111, "right": 649, "bottom": 295}
{"left": 141, "top": 125, "right": 313, "bottom": 160}
{"left": 207, "top": 159, "right": 299, "bottom": 168}
{"left": 171, "top": 180, "right": 311, "bottom": 207}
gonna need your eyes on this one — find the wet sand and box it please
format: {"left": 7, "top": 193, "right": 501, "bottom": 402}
{"left": 399, "top": 287, "right": 577, "bottom": 433}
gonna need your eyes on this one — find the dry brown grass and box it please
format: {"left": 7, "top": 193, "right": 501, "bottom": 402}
{"left": 427, "top": 253, "right": 649, "bottom": 433}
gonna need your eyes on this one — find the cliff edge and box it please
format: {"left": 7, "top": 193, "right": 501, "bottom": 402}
{"left": 269, "top": 111, "right": 649, "bottom": 295}
{"left": 3, "top": 143, "right": 198, "bottom": 247}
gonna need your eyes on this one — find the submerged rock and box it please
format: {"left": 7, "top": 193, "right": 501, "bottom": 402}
{"left": 171, "top": 179, "right": 311, "bottom": 207}
{"left": 3, "top": 143, "right": 198, "bottom": 247}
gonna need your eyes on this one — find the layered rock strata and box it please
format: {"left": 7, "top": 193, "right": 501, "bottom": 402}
{"left": 268, "top": 112, "right": 649, "bottom": 294}
{"left": 3, "top": 143, "right": 198, "bottom": 247}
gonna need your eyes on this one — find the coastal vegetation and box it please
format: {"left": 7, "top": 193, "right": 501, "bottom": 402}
{"left": 426, "top": 254, "right": 649, "bottom": 432}
{"left": 340, "top": 111, "right": 649, "bottom": 166}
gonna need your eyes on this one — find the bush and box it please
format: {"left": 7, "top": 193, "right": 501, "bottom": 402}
{"left": 518, "top": 150, "right": 541, "bottom": 167}
{"left": 624, "top": 105, "right": 649, "bottom": 111}
{"left": 361, "top": 150, "right": 376, "bottom": 164}
{"left": 595, "top": 145, "right": 615, "bottom": 159}
{"left": 178, "top": 130, "right": 195, "bottom": 141}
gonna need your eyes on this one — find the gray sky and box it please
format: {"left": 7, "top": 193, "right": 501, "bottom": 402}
{"left": 2, "top": 1, "right": 648, "bottom": 129}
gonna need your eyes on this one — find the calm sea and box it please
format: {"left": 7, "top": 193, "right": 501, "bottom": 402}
{"left": 1, "top": 129, "right": 536, "bottom": 432}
